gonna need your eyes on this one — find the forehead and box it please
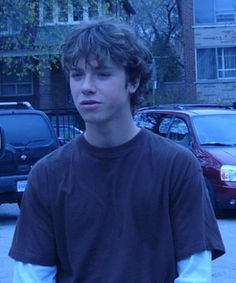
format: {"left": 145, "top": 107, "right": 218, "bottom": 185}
{"left": 71, "top": 55, "right": 123, "bottom": 70}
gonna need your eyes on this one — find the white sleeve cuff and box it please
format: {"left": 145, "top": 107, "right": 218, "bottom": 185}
{"left": 13, "top": 261, "right": 57, "bottom": 283}
{"left": 175, "top": 250, "right": 212, "bottom": 283}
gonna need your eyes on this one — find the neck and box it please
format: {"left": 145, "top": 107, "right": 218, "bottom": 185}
{"left": 84, "top": 120, "right": 140, "bottom": 148}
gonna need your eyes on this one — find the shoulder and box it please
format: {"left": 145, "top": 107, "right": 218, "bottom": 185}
{"left": 30, "top": 135, "right": 82, "bottom": 177}
{"left": 142, "top": 129, "right": 199, "bottom": 168}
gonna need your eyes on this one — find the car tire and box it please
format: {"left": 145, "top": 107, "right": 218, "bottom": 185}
{"left": 204, "top": 177, "right": 221, "bottom": 218}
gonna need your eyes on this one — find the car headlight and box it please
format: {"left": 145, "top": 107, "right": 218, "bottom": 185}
{"left": 221, "top": 165, "right": 236, "bottom": 181}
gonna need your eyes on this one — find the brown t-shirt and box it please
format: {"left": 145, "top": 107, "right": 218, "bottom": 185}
{"left": 9, "top": 129, "right": 225, "bottom": 282}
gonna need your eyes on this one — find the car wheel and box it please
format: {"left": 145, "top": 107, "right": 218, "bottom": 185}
{"left": 204, "top": 178, "right": 221, "bottom": 218}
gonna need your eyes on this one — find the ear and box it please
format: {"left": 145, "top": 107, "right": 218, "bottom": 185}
{"left": 128, "top": 77, "right": 140, "bottom": 94}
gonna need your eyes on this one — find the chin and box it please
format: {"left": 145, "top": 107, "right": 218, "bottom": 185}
{"left": 83, "top": 116, "right": 105, "bottom": 125}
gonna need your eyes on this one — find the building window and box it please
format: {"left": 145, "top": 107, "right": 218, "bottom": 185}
{"left": 197, "top": 49, "right": 217, "bottom": 80}
{"left": 72, "top": 0, "right": 83, "bottom": 21}
{"left": 0, "top": 17, "right": 9, "bottom": 34}
{"left": 197, "top": 47, "right": 236, "bottom": 80}
{"left": 88, "top": 0, "right": 99, "bottom": 18}
{"left": 218, "top": 47, "right": 236, "bottom": 78}
{"left": 43, "top": 2, "right": 54, "bottom": 23}
{"left": 58, "top": 0, "right": 69, "bottom": 22}
{"left": 0, "top": 64, "right": 33, "bottom": 96}
{"left": 0, "top": 17, "right": 20, "bottom": 35}
{"left": 194, "top": 0, "right": 236, "bottom": 25}
{"left": 215, "top": 0, "right": 236, "bottom": 23}
{"left": 39, "top": 0, "right": 103, "bottom": 25}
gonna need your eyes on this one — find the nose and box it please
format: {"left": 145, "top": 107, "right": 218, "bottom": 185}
{"left": 81, "top": 74, "right": 96, "bottom": 95}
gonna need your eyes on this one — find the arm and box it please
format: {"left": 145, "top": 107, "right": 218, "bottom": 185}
{"left": 13, "top": 261, "right": 57, "bottom": 283}
{"left": 174, "top": 250, "right": 212, "bottom": 283}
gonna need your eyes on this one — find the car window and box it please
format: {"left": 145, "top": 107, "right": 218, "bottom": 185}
{"left": 134, "top": 113, "right": 174, "bottom": 137}
{"left": 134, "top": 113, "right": 160, "bottom": 132}
{"left": 0, "top": 113, "right": 53, "bottom": 145}
{"left": 192, "top": 114, "right": 236, "bottom": 145}
{"left": 168, "top": 118, "right": 189, "bottom": 140}
{"left": 158, "top": 117, "right": 173, "bottom": 137}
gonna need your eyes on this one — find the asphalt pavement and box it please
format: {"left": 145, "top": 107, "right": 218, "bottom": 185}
{"left": 0, "top": 204, "right": 18, "bottom": 283}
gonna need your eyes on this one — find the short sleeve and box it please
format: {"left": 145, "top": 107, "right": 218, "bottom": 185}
{"left": 169, "top": 151, "right": 225, "bottom": 261}
{"left": 9, "top": 161, "right": 57, "bottom": 266}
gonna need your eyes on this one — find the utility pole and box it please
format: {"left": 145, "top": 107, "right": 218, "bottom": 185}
{"left": 152, "top": 57, "right": 158, "bottom": 105}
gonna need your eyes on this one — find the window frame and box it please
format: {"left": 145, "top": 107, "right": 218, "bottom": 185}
{"left": 0, "top": 17, "right": 20, "bottom": 35}
{"left": 196, "top": 47, "right": 236, "bottom": 81}
{"left": 215, "top": 0, "right": 236, "bottom": 24}
{"left": 39, "top": 0, "right": 103, "bottom": 26}
{"left": 0, "top": 71, "right": 34, "bottom": 97}
{"left": 194, "top": 0, "right": 236, "bottom": 25}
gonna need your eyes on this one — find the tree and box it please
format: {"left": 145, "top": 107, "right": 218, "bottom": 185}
{"left": 132, "top": 0, "right": 183, "bottom": 84}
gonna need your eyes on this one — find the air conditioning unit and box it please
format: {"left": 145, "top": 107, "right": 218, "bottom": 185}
{"left": 216, "top": 13, "right": 235, "bottom": 23}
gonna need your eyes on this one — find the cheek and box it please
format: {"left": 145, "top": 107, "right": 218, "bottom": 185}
{"left": 69, "top": 86, "right": 81, "bottom": 108}
{"left": 107, "top": 88, "right": 130, "bottom": 107}
{"left": 70, "top": 81, "right": 80, "bottom": 97}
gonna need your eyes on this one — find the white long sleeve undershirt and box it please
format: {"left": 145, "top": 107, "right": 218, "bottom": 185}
{"left": 12, "top": 250, "right": 212, "bottom": 283}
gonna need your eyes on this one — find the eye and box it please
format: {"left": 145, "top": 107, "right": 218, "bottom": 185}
{"left": 97, "top": 72, "right": 111, "bottom": 78}
{"left": 70, "top": 71, "right": 84, "bottom": 79}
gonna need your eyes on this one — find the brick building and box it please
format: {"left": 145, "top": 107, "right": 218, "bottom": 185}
{"left": 180, "top": 0, "right": 197, "bottom": 102}
{"left": 182, "top": 0, "right": 236, "bottom": 104}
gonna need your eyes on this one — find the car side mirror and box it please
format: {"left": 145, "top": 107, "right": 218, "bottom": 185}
{"left": 0, "top": 126, "right": 5, "bottom": 158}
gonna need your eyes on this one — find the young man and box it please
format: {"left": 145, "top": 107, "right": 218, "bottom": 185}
{"left": 9, "top": 17, "right": 225, "bottom": 282}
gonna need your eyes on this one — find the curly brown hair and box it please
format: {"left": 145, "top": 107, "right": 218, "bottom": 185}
{"left": 61, "top": 17, "right": 153, "bottom": 110}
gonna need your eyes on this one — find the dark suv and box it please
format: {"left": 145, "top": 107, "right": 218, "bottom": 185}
{"left": 0, "top": 102, "right": 59, "bottom": 207}
{"left": 134, "top": 104, "right": 236, "bottom": 217}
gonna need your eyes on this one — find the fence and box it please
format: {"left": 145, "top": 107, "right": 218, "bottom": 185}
{"left": 42, "top": 108, "right": 85, "bottom": 142}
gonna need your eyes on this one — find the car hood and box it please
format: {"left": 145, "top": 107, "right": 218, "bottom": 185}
{"left": 204, "top": 146, "right": 236, "bottom": 165}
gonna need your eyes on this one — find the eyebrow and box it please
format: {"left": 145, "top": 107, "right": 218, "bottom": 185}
{"left": 70, "top": 65, "right": 112, "bottom": 71}
{"left": 70, "top": 67, "right": 79, "bottom": 71}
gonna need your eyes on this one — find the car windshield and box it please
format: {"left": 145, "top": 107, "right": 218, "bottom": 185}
{"left": 192, "top": 114, "right": 236, "bottom": 145}
{"left": 0, "top": 113, "right": 52, "bottom": 145}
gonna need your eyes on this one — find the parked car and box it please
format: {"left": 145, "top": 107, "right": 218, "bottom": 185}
{"left": 134, "top": 104, "right": 236, "bottom": 217}
{"left": 54, "top": 124, "right": 83, "bottom": 144}
{"left": 0, "top": 102, "right": 59, "bottom": 207}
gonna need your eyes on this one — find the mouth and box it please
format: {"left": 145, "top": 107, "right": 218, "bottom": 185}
{"left": 80, "top": 100, "right": 101, "bottom": 105}
{"left": 79, "top": 100, "right": 102, "bottom": 111}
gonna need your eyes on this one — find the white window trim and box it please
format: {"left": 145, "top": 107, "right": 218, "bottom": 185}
{"left": 39, "top": 0, "right": 104, "bottom": 26}
{"left": 0, "top": 73, "right": 34, "bottom": 97}
{"left": 196, "top": 47, "right": 236, "bottom": 81}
